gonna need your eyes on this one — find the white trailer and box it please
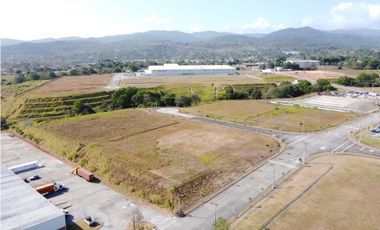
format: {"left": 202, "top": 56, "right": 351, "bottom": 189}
{"left": 8, "top": 161, "right": 39, "bottom": 173}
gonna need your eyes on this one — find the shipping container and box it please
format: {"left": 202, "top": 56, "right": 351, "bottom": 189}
{"left": 36, "top": 183, "right": 55, "bottom": 194}
{"left": 72, "top": 167, "right": 94, "bottom": 182}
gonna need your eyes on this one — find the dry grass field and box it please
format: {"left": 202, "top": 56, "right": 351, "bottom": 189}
{"left": 234, "top": 155, "right": 380, "bottom": 230}
{"left": 30, "top": 75, "right": 111, "bottom": 97}
{"left": 119, "top": 76, "right": 263, "bottom": 101}
{"left": 119, "top": 76, "right": 262, "bottom": 88}
{"left": 182, "top": 100, "right": 357, "bottom": 132}
{"left": 16, "top": 108, "right": 279, "bottom": 210}
{"left": 1, "top": 80, "right": 49, "bottom": 118}
{"left": 319, "top": 66, "right": 380, "bottom": 77}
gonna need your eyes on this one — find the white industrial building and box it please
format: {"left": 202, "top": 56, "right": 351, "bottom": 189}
{"left": 0, "top": 164, "right": 66, "bottom": 230}
{"left": 144, "top": 63, "right": 236, "bottom": 76}
{"left": 288, "top": 60, "right": 320, "bottom": 70}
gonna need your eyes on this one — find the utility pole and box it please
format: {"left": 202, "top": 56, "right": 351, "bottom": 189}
{"left": 272, "top": 164, "right": 276, "bottom": 189}
{"left": 303, "top": 142, "right": 307, "bottom": 165}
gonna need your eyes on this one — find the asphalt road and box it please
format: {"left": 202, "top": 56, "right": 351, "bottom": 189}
{"left": 156, "top": 108, "right": 380, "bottom": 230}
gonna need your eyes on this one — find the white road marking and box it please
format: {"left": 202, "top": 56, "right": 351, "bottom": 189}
{"left": 340, "top": 143, "right": 355, "bottom": 153}
{"left": 360, "top": 146, "right": 366, "bottom": 151}
{"left": 287, "top": 134, "right": 312, "bottom": 146}
{"left": 331, "top": 140, "right": 350, "bottom": 153}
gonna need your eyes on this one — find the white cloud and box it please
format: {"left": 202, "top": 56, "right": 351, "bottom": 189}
{"left": 189, "top": 23, "right": 205, "bottom": 33}
{"left": 327, "top": 2, "right": 380, "bottom": 29}
{"left": 241, "top": 17, "right": 285, "bottom": 32}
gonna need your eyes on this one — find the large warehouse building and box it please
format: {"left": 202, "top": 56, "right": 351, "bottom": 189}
{"left": 0, "top": 164, "right": 66, "bottom": 230}
{"left": 144, "top": 63, "right": 236, "bottom": 76}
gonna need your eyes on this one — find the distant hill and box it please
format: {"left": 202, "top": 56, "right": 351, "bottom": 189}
{"left": 2, "top": 27, "right": 380, "bottom": 66}
{"left": 1, "top": 38, "right": 24, "bottom": 46}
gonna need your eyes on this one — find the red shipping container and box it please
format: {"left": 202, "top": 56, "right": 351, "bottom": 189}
{"left": 36, "top": 183, "right": 55, "bottom": 194}
{"left": 78, "top": 168, "right": 94, "bottom": 182}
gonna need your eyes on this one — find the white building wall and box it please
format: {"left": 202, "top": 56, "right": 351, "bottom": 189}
{"left": 25, "top": 215, "right": 66, "bottom": 230}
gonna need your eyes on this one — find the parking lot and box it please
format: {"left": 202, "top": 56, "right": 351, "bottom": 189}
{"left": 273, "top": 95, "right": 379, "bottom": 114}
{"left": 0, "top": 133, "right": 174, "bottom": 229}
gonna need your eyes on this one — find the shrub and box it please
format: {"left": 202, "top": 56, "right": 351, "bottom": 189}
{"left": 175, "top": 95, "right": 193, "bottom": 107}
{"left": 72, "top": 100, "right": 95, "bottom": 115}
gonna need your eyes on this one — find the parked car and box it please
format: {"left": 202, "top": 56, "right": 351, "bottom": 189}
{"left": 29, "top": 175, "right": 41, "bottom": 181}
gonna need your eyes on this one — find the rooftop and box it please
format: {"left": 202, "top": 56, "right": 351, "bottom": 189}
{"left": 0, "top": 164, "right": 64, "bottom": 229}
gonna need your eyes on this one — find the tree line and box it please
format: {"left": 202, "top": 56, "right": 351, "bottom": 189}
{"left": 336, "top": 73, "right": 380, "bottom": 87}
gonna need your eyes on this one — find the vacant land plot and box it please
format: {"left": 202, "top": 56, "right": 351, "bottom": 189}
{"left": 319, "top": 66, "right": 380, "bottom": 77}
{"left": 15, "top": 108, "right": 279, "bottom": 210}
{"left": 30, "top": 75, "right": 111, "bottom": 97}
{"left": 285, "top": 70, "right": 345, "bottom": 81}
{"left": 261, "top": 75, "right": 296, "bottom": 84}
{"left": 235, "top": 155, "right": 380, "bottom": 230}
{"left": 274, "top": 95, "right": 377, "bottom": 114}
{"left": 120, "top": 76, "right": 262, "bottom": 88}
{"left": 119, "top": 76, "right": 263, "bottom": 101}
{"left": 182, "top": 100, "right": 357, "bottom": 132}
{"left": 355, "top": 125, "right": 380, "bottom": 149}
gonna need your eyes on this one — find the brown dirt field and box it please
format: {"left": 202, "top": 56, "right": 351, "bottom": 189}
{"left": 29, "top": 75, "right": 111, "bottom": 97}
{"left": 285, "top": 70, "right": 345, "bottom": 81}
{"left": 182, "top": 100, "right": 357, "bottom": 132}
{"left": 19, "top": 108, "right": 279, "bottom": 209}
{"left": 234, "top": 154, "right": 380, "bottom": 230}
{"left": 319, "top": 66, "right": 380, "bottom": 77}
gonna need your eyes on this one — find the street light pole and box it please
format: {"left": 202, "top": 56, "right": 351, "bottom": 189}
{"left": 303, "top": 143, "right": 307, "bottom": 165}
{"left": 272, "top": 164, "right": 276, "bottom": 189}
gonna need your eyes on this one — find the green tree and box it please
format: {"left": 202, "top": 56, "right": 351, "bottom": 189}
{"left": 249, "top": 88, "right": 262, "bottom": 99}
{"left": 336, "top": 76, "right": 357, "bottom": 86}
{"left": 72, "top": 100, "right": 94, "bottom": 115}
{"left": 14, "top": 75, "right": 26, "bottom": 84}
{"left": 296, "top": 80, "right": 312, "bottom": 93}
{"left": 68, "top": 69, "right": 78, "bottom": 76}
{"left": 175, "top": 95, "right": 192, "bottom": 107}
{"left": 161, "top": 93, "right": 176, "bottom": 106}
{"left": 47, "top": 71, "right": 57, "bottom": 79}
{"left": 27, "top": 72, "right": 41, "bottom": 81}
{"left": 112, "top": 87, "right": 139, "bottom": 109}
{"left": 314, "top": 79, "right": 336, "bottom": 92}
{"left": 128, "top": 63, "right": 139, "bottom": 72}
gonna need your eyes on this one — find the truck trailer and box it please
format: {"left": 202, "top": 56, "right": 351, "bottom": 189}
{"left": 35, "top": 182, "right": 65, "bottom": 195}
{"left": 72, "top": 167, "right": 94, "bottom": 182}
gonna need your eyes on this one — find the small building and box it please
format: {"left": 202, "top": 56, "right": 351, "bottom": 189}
{"left": 144, "top": 63, "right": 236, "bottom": 76}
{"left": 288, "top": 60, "right": 320, "bottom": 70}
{"left": 0, "top": 164, "right": 66, "bottom": 230}
{"left": 261, "top": 69, "right": 273, "bottom": 75}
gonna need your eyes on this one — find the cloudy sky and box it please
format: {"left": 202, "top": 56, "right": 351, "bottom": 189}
{"left": 1, "top": 0, "right": 380, "bottom": 40}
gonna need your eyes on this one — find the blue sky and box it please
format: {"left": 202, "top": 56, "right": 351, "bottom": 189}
{"left": 1, "top": 0, "right": 380, "bottom": 39}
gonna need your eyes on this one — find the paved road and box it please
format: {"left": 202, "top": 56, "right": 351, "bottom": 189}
{"left": 156, "top": 108, "right": 380, "bottom": 230}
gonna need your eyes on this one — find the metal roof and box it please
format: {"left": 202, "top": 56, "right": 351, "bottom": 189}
{"left": 148, "top": 63, "right": 236, "bottom": 71}
{"left": 0, "top": 164, "right": 64, "bottom": 230}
